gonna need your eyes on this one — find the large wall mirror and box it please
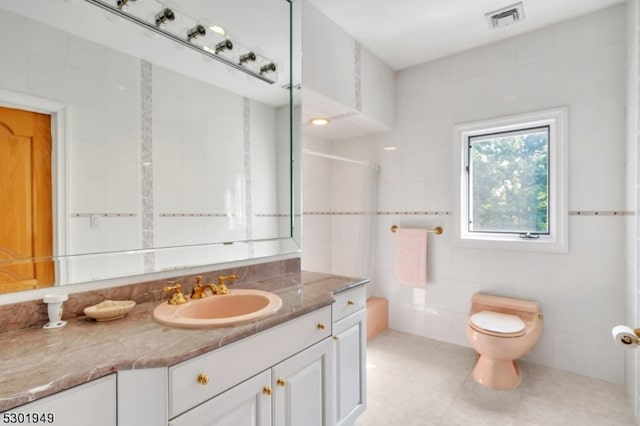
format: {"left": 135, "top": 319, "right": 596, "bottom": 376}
{"left": 0, "top": 0, "right": 302, "bottom": 298}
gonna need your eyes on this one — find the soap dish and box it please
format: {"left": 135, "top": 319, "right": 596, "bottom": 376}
{"left": 84, "top": 300, "right": 136, "bottom": 321}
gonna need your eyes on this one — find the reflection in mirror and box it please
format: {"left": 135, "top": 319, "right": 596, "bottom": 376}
{"left": 0, "top": 0, "right": 301, "bottom": 296}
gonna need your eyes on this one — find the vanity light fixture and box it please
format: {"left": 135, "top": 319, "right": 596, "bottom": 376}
{"left": 260, "top": 62, "right": 277, "bottom": 75}
{"left": 155, "top": 7, "right": 175, "bottom": 27}
{"left": 215, "top": 39, "right": 233, "bottom": 54}
{"left": 309, "top": 117, "right": 331, "bottom": 126}
{"left": 383, "top": 146, "right": 398, "bottom": 151}
{"left": 81, "top": 0, "right": 278, "bottom": 84}
{"left": 116, "top": 0, "right": 138, "bottom": 10}
{"left": 239, "top": 51, "right": 257, "bottom": 65}
{"left": 187, "top": 24, "right": 206, "bottom": 41}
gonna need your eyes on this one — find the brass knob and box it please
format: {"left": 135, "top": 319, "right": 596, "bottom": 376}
{"left": 262, "top": 386, "right": 272, "bottom": 395}
{"left": 277, "top": 378, "right": 286, "bottom": 387}
{"left": 333, "top": 335, "right": 339, "bottom": 340}
{"left": 197, "top": 373, "right": 209, "bottom": 385}
{"left": 347, "top": 300, "right": 355, "bottom": 305}
{"left": 317, "top": 323, "right": 326, "bottom": 330}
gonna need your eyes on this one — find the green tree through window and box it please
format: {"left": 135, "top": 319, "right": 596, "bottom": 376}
{"left": 468, "top": 126, "right": 549, "bottom": 234}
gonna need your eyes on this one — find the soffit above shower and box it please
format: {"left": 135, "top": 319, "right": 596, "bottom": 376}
{"left": 309, "top": 0, "right": 626, "bottom": 70}
{"left": 303, "top": 88, "right": 390, "bottom": 141}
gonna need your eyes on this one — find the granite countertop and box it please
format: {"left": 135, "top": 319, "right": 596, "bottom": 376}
{"left": 0, "top": 271, "right": 368, "bottom": 412}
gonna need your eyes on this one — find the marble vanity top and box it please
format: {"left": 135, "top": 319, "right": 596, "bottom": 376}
{"left": 0, "top": 272, "right": 368, "bottom": 411}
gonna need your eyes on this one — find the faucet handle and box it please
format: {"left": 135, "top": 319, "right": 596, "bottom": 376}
{"left": 163, "top": 283, "right": 187, "bottom": 305}
{"left": 217, "top": 274, "right": 239, "bottom": 286}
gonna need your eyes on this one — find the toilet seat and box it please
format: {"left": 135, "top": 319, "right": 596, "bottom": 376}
{"left": 469, "top": 311, "right": 526, "bottom": 337}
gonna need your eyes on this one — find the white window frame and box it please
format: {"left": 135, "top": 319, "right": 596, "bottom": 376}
{"left": 453, "top": 108, "right": 568, "bottom": 252}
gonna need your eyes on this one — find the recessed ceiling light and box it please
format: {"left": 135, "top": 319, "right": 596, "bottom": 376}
{"left": 309, "top": 117, "right": 331, "bottom": 126}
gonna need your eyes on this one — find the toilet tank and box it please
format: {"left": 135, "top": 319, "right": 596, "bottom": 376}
{"left": 470, "top": 293, "right": 540, "bottom": 320}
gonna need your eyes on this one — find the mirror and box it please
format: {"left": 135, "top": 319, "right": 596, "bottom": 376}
{"left": 0, "top": 0, "right": 301, "bottom": 296}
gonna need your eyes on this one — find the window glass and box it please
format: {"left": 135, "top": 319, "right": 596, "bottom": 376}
{"left": 468, "top": 126, "right": 549, "bottom": 235}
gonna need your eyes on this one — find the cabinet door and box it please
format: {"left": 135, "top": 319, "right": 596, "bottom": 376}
{"left": 9, "top": 375, "right": 116, "bottom": 426}
{"left": 170, "top": 370, "right": 272, "bottom": 426}
{"left": 334, "top": 310, "right": 366, "bottom": 426}
{"left": 272, "top": 338, "right": 334, "bottom": 426}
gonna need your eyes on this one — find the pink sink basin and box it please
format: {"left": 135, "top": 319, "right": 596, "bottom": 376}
{"left": 152, "top": 289, "right": 283, "bottom": 329}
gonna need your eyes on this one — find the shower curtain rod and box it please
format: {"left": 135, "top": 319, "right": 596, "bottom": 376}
{"left": 303, "top": 149, "right": 378, "bottom": 169}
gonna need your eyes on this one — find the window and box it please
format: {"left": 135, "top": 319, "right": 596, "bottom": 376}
{"left": 454, "top": 108, "right": 567, "bottom": 252}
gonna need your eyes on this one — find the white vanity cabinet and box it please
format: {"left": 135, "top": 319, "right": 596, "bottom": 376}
{"left": 272, "top": 337, "right": 333, "bottom": 426}
{"left": 117, "top": 284, "right": 367, "bottom": 426}
{"left": 125, "top": 306, "right": 333, "bottom": 426}
{"left": 168, "top": 337, "right": 333, "bottom": 426}
{"left": 168, "top": 307, "right": 332, "bottom": 418}
{"left": 169, "top": 338, "right": 333, "bottom": 426}
{"left": 6, "top": 374, "right": 116, "bottom": 426}
{"left": 332, "top": 286, "right": 367, "bottom": 426}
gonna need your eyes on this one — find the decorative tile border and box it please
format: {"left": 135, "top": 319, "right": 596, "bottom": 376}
{"left": 305, "top": 211, "right": 369, "bottom": 216}
{"left": 569, "top": 211, "right": 636, "bottom": 216}
{"left": 243, "top": 98, "right": 254, "bottom": 257}
{"left": 305, "top": 210, "right": 636, "bottom": 217}
{"left": 378, "top": 211, "right": 452, "bottom": 216}
{"left": 141, "top": 60, "right": 155, "bottom": 272}
{"left": 158, "top": 213, "right": 290, "bottom": 218}
{"left": 71, "top": 213, "right": 137, "bottom": 218}
{"left": 354, "top": 41, "right": 362, "bottom": 112}
{"left": 73, "top": 211, "right": 637, "bottom": 218}
{"left": 159, "top": 213, "right": 234, "bottom": 218}
{"left": 305, "top": 211, "right": 452, "bottom": 216}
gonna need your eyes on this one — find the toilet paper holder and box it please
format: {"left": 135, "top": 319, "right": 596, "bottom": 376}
{"left": 621, "top": 328, "right": 640, "bottom": 345}
{"left": 612, "top": 325, "right": 640, "bottom": 348}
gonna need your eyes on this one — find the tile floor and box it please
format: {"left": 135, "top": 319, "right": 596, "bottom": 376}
{"left": 356, "top": 330, "right": 637, "bottom": 426}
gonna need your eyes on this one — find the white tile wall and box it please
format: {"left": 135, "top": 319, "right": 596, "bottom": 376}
{"left": 0, "top": 8, "right": 286, "bottom": 284}
{"left": 303, "top": 4, "right": 630, "bottom": 385}
{"left": 302, "top": 2, "right": 356, "bottom": 111}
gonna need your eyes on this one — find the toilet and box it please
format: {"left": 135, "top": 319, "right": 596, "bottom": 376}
{"left": 466, "top": 293, "right": 543, "bottom": 390}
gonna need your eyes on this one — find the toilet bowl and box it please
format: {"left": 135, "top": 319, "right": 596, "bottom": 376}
{"left": 466, "top": 293, "right": 543, "bottom": 390}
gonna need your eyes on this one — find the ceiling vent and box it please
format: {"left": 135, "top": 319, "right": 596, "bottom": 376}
{"left": 485, "top": 2, "right": 525, "bottom": 29}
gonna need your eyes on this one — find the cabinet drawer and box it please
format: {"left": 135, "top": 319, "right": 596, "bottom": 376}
{"left": 168, "top": 306, "right": 331, "bottom": 418}
{"left": 332, "top": 285, "right": 367, "bottom": 322}
{"left": 169, "top": 370, "right": 272, "bottom": 426}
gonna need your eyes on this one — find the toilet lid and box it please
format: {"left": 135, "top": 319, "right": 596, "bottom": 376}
{"left": 469, "top": 311, "right": 526, "bottom": 334}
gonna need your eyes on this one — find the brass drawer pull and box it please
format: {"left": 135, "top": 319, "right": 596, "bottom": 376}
{"left": 277, "top": 377, "right": 286, "bottom": 387}
{"left": 197, "top": 373, "right": 209, "bottom": 385}
{"left": 317, "top": 323, "right": 326, "bottom": 330}
{"left": 347, "top": 300, "right": 355, "bottom": 306}
{"left": 262, "top": 386, "right": 272, "bottom": 395}
{"left": 333, "top": 335, "right": 339, "bottom": 340}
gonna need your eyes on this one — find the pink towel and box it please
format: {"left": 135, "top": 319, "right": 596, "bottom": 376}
{"left": 395, "top": 228, "right": 428, "bottom": 287}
